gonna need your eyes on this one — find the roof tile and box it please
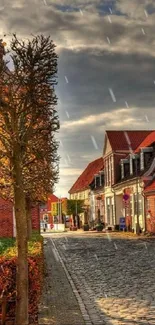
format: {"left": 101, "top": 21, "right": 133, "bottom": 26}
{"left": 106, "top": 130, "right": 152, "bottom": 151}
{"left": 68, "top": 157, "right": 104, "bottom": 194}
{"left": 135, "top": 131, "right": 155, "bottom": 153}
{"left": 145, "top": 179, "right": 155, "bottom": 193}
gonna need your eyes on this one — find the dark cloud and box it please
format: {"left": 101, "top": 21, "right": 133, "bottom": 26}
{"left": 0, "top": 0, "right": 154, "bottom": 196}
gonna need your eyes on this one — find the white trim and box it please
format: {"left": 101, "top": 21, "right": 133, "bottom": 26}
{"left": 140, "top": 151, "right": 144, "bottom": 170}
{"left": 130, "top": 155, "right": 133, "bottom": 175}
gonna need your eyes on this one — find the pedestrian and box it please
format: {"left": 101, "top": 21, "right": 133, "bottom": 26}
{"left": 43, "top": 220, "right": 47, "bottom": 232}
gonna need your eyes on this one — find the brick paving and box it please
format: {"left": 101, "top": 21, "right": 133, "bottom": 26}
{"left": 50, "top": 232, "right": 155, "bottom": 325}
{"left": 38, "top": 237, "right": 85, "bottom": 325}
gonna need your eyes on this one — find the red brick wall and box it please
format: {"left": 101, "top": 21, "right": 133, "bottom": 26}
{"left": 31, "top": 205, "right": 40, "bottom": 231}
{"left": 0, "top": 198, "right": 40, "bottom": 238}
{"left": 0, "top": 197, "right": 13, "bottom": 238}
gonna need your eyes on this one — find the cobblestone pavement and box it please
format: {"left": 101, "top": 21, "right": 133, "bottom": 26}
{"left": 38, "top": 237, "right": 85, "bottom": 325}
{"left": 50, "top": 232, "right": 155, "bottom": 325}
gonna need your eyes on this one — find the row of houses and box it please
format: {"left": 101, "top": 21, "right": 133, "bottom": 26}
{"left": 40, "top": 194, "right": 68, "bottom": 226}
{"left": 68, "top": 130, "right": 155, "bottom": 233}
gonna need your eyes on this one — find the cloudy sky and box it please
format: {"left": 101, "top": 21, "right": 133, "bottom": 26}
{"left": 1, "top": 0, "right": 155, "bottom": 197}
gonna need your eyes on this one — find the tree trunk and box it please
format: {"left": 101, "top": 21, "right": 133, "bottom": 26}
{"left": 26, "top": 197, "right": 32, "bottom": 240}
{"left": 13, "top": 157, "right": 29, "bottom": 325}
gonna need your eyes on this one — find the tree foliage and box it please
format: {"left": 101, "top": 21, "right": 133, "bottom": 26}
{"left": 0, "top": 34, "right": 59, "bottom": 324}
{"left": 67, "top": 199, "right": 84, "bottom": 216}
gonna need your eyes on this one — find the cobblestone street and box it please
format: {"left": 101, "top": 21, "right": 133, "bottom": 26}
{"left": 44, "top": 232, "right": 155, "bottom": 325}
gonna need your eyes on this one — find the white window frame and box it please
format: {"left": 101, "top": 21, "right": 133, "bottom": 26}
{"left": 121, "top": 160, "right": 124, "bottom": 179}
{"left": 130, "top": 155, "right": 133, "bottom": 175}
{"left": 140, "top": 150, "right": 144, "bottom": 170}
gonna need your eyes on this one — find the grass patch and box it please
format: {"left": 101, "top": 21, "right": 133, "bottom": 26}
{"left": 0, "top": 238, "right": 15, "bottom": 255}
{"left": 0, "top": 233, "right": 43, "bottom": 258}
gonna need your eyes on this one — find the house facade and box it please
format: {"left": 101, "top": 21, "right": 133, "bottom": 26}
{"left": 40, "top": 194, "right": 68, "bottom": 227}
{"left": 89, "top": 170, "right": 104, "bottom": 227}
{"left": 103, "top": 130, "right": 155, "bottom": 232}
{"left": 144, "top": 180, "right": 155, "bottom": 233}
{"left": 68, "top": 157, "right": 104, "bottom": 225}
{"left": 68, "top": 130, "right": 155, "bottom": 233}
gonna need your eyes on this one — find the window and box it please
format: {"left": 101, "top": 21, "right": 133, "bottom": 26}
{"left": 112, "top": 204, "right": 115, "bottom": 224}
{"left": 101, "top": 173, "right": 104, "bottom": 187}
{"left": 121, "top": 160, "right": 124, "bottom": 179}
{"left": 106, "top": 197, "right": 113, "bottom": 224}
{"left": 138, "top": 193, "right": 142, "bottom": 215}
{"left": 134, "top": 193, "right": 142, "bottom": 215}
{"left": 100, "top": 174, "right": 102, "bottom": 186}
{"left": 106, "top": 198, "right": 111, "bottom": 224}
{"left": 133, "top": 157, "right": 139, "bottom": 174}
{"left": 95, "top": 176, "right": 97, "bottom": 188}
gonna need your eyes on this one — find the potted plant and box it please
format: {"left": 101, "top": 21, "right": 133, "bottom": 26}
{"left": 96, "top": 223, "right": 104, "bottom": 232}
{"left": 83, "top": 223, "right": 89, "bottom": 231}
{"left": 70, "top": 225, "right": 77, "bottom": 231}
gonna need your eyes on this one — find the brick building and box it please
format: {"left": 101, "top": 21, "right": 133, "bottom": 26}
{"left": 0, "top": 197, "right": 40, "bottom": 238}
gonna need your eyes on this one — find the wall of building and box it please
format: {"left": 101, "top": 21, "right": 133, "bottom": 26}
{"left": 114, "top": 182, "right": 145, "bottom": 231}
{"left": 70, "top": 189, "right": 90, "bottom": 201}
{"left": 115, "top": 193, "right": 123, "bottom": 225}
{"left": 0, "top": 198, "right": 40, "bottom": 238}
{"left": 145, "top": 195, "right": 155, "bottom": 233}
{"left": 0, "top": 198, "right": 13, "bottom": 238}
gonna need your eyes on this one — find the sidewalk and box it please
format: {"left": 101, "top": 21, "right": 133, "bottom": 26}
{"left": 38, "top": 238, "right": 85, "bottom": 325}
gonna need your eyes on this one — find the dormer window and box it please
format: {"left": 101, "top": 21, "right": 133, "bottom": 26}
{"left": 121, "top": 159, "right": 129, "bottom": 179}
{"left": 94, "top": 174, "right": 99, "bottom": 188}
{"left": 140, "top": 147, "right": 153, "bottom": 171}
{"left": 99, "top": 171, "right": 104, "bottom": 186}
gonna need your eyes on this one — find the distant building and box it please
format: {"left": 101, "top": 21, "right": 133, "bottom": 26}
{"left": 68, "top": 157, "right": 104, "bottom": 225}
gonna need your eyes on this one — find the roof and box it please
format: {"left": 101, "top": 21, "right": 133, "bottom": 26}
{"left": 68, "top": 157, "right": 104, "bottom": 194}
{"left": 48, "top": 194, "right": 59, "bottom": 202}
{"left": 135, "top": 131, "right": 155, "bottom": 153}
{"left": 106, "top": 130, "right": 153, "bottom": 152}
{"left": 144, "top": 179, "right": 155, "bottom": 193}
